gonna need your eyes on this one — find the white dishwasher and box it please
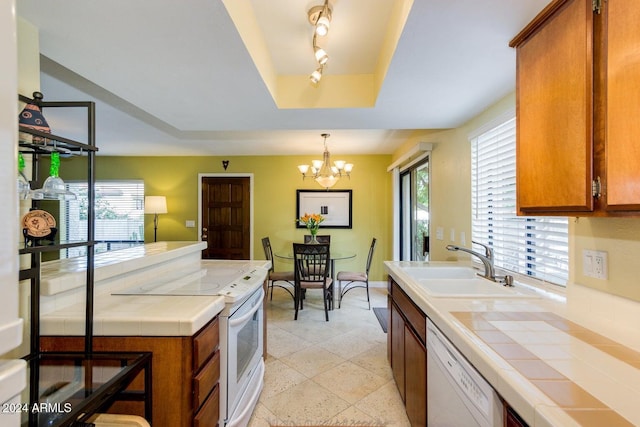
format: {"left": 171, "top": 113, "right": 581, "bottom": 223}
{"left": 426, "top": 319, "right": 503, "bottom": 427}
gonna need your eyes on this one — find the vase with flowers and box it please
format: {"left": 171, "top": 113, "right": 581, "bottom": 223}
{"left": 297, "top": 213, "right": 324, "bottom": 243}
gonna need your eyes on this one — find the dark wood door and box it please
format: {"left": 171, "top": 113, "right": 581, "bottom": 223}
{"left": 201, "top": 177, "right": 250, "bottom": 259}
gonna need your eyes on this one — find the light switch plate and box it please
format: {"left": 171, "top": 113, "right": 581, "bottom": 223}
{"left": 185, "top": 220, "right": 196, "bottom": 228}
{"left": 436, "top": 227, "right": 444, "bottom": 240}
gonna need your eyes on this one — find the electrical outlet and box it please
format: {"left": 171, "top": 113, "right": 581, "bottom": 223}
{"left": 436, "top": 227, "right": 444, "bottom": 240}
{"left": 460, "top": 231, "right": 466, "bottom": 246}
{"left": 583, "top": 249, "right": 608, "bottom": 279}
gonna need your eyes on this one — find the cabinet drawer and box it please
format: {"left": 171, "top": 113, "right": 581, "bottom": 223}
{"left": 193, "top": 350, "right": 220, "bottom": 410}
{"left": 391, "top": 280, "right": 426, "bottom": 344}
{"left": 193, "top": 317, "right": 219, "bottom": 370}
{"left": 194, "top": 384, "right": 220, "bottom": 427}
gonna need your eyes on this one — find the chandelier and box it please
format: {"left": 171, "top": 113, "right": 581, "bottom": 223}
{"left": 308, "top": 0, "right": 332, "bottom": 84}
{"left": 297, "top": 133, "right": 353, "bottom": 189}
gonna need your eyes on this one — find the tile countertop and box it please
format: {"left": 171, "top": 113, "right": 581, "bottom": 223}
{"left": 40, "top": 241, "right": 209, "bottom": 295}
{"left": 385, "top": 261, "right": 640, "bottom": 427}
{"left": 39, "top": 242, "right": 268, "bottom": 337}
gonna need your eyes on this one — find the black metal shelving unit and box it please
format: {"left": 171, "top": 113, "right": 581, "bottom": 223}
{"left": 18, "top": 93, "right": 152, "bottom": 427}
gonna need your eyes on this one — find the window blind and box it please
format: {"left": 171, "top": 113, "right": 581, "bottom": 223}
{"left": 63, "top": 180, "right": 145, "bottom": 257}
{"left": 471, "top": 116, "right": 568, "bottom": 286}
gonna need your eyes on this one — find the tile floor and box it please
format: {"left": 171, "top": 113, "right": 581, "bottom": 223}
{"left": 249, "top": 285, "right": 411, "bottom": 427}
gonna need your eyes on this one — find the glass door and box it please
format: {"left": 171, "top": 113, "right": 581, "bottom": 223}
{"left": 400, "top": 158, "right": 430, "bottom": 261}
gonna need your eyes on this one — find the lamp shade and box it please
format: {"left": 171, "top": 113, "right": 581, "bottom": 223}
{"left": 144, "top": 196, "right": 167, "bottom": 214}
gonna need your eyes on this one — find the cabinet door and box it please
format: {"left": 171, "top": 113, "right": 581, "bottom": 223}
{"left": 505, "top": 404, "right": 529, "bottom": 427}
{"left": 605, "top": 0, "right": 640, "bottom": 210}
{"left": 390, "top": 301, "right": 405, "bottom": 401}
{"left": 515, "top": 0, "right": 594, "bottom": 213}
{"left": 404, "top": 325, "right": 427, "bottom": 427}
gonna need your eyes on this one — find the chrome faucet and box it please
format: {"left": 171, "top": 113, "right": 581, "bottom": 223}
{"left": 446, "top": 242, "right": 496, "bottom": 281}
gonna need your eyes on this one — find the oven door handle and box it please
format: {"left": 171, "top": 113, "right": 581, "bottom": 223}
{"left": 229, "top": 288, "right": 264, "bottom": 328}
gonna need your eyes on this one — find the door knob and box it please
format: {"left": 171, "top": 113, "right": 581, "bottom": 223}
{"left": 202, "top": 235, "right": 208, "bottom": 240}
{"left": 202, "top": 227, "right": 208, "bottom": 231}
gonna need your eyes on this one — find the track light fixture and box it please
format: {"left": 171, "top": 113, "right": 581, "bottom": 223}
{"left": 308, "top": 0, "right": 332, "bottom": 84}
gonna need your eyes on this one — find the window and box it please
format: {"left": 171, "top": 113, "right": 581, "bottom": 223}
{"left": 62, "top": 180, "right": 145, "bottom": 257}
{"left": 471, "top": 114, "right": 568, "bottom": 286}
{"left": 400, "top": 158, "right": 430, "bottom": 261}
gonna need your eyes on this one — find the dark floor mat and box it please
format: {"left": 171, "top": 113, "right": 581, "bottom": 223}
{"left": 373, "top": 307, "right": 388, "bottom": 333}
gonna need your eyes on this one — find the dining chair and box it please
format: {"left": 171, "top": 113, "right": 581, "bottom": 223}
{"left": 261, "top": 237, "right": 295, "bottom": 303}
{"left": 304, "top": 234, "right": 331, "bottom": 244}
{"left": 292, "top": 243, "right": 333, "bottom": 321}
{"left": 337, "top": 237, "right": 377, "bottom": 309}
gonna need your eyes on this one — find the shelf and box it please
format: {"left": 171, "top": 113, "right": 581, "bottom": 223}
{"left": 21, "top": 351, "right": 152, "bottom": 427}
{"left": 16, "top": 93, "right": 142, "bottom": 425}
{"left": 18, "top": 126, "right": 98, "bottom": 154}
{"left": 19, "top": 240, "right": 96, "bottom": 255}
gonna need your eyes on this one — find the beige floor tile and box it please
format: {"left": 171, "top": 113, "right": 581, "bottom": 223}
{"left": 317, "top": 329, "right": 378, "bottom": 359}
{"left": 257, "top": 288, "right": 410, "bottom": 426}
{"left": 261, "top": 379, "right": 351, "bottom": 424}
{"left": 267, "top": 326, "right": 313, "bottom": 359}
{"left": 350, "top": 343, "right": 393, "bottom": 381}
{"left": 313, "top": 360, "right": 389, "bottom": 404}
{"left": 262, "top": 359, "right": 308, "bottom": 399}
{"left": 353, "top": 380, "right": 411, "bottom": 427}
{"left": 328, "top": 405, "right": 385, "bottom": 426}
{"left": 248, "top": 402, "right": 279, "bottom": 427}
{"left": 279, "top": 345, "right": 346, "bottom": 379}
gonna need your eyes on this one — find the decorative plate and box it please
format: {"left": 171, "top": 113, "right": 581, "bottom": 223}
{"left": 22, "top": 209, "right": 56, "bottom": 238}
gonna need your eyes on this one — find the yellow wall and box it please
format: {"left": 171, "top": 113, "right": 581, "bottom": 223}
{"left": 427, "top": 91, "right": 640, "bottom": 303}
{"left": 572, "top": 218, "right": 640, "bottom": 301}
{"left": 62, "top": 154, "right": 393, "bottom": 281}
{"left": 427, "top": 93, "right": 515, "bottom": 262}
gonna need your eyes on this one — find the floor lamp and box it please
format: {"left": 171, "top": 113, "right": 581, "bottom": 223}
{"left": 144, "top": 196, "right": 167, "bottom": 242}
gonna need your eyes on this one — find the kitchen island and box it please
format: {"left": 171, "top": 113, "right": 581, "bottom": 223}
{"left": 37, "top": 241, "right": 269, "bottom": 427}
{"left": 385, "top": 261, "right": 640, "bottom": 427}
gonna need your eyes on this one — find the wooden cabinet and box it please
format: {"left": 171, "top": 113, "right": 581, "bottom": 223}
{"left": 388, "top": 277, "right": 427, "bottom": 426}
{"left": 510, "top": 0, "right": 640, "bottom": 216}
{"left": 504, "top": 404, "right": 529, "bottom": 427}
{"left": 41, "top": 316, "right": 220, "bottom": 427}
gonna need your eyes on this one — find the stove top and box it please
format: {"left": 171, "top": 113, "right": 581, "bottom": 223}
{"left": 112, "top": 260, "right": 269, "bottom": 304}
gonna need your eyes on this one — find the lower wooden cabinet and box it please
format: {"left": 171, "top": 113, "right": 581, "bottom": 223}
{"left": 41, "top": 316, "right": 220, "bottom": 427}
{"left": 388, "top": 277, "right": 427, "bottom": 426}
{"left": 504, "top": 404, "right": 529, "bottom": 427}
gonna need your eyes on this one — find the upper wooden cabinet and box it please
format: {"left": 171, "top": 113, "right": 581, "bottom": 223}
{"left": 510, "top": 0, "right": 640, "bottom": 215}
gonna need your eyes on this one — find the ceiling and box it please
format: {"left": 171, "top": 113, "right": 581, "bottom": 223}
{"left": 16, "top": 0, "right": 549, "bottom": 156}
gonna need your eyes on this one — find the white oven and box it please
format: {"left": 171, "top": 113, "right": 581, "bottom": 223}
{"left": 220, "top": 286, "right": 264, "bottom": 427}
{"left": 113, "top": 260, "right": 268, "bottom": 427}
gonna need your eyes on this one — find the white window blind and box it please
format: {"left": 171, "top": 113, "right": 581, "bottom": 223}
{"left": 471, "top": 116, "right": 569, "bottom": 286}
{"left": 63, "top": 180, "right": 145, "bottom": 257}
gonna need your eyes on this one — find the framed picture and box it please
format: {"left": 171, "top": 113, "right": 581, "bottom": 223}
{"left": 296, "top": 189, "right": 352, "bottom": 229}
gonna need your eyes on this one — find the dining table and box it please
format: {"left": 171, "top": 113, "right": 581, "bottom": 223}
{"left": 274, "top": 249, "right": 356, "bottom": 308}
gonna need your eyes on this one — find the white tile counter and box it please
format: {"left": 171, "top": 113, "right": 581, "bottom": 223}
{"left": 39, "top": 242, "right": 266, "bottom": 336}
{"left": 385, "top": 261, "right": 640, "bottom": 427}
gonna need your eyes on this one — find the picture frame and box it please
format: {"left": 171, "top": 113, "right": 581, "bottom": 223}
{"left": 296, "top": 189, "right": 352, "bottom": 229}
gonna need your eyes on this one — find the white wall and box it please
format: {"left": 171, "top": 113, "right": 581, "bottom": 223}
{"left": 0, "top": 1, "right": 27, "bottom": 424}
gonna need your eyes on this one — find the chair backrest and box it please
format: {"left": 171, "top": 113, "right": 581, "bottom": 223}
{"left": 293, "top": 243, "right": 330, "bottom": 284}
{"left": 365, "top": 238, "right": 378, "bottom": 274}
{"left": 261, "top": 237, "right": 274, "bottom": 273}
{"left": 304, "top": 235, "right": 331, "bottom": 244}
